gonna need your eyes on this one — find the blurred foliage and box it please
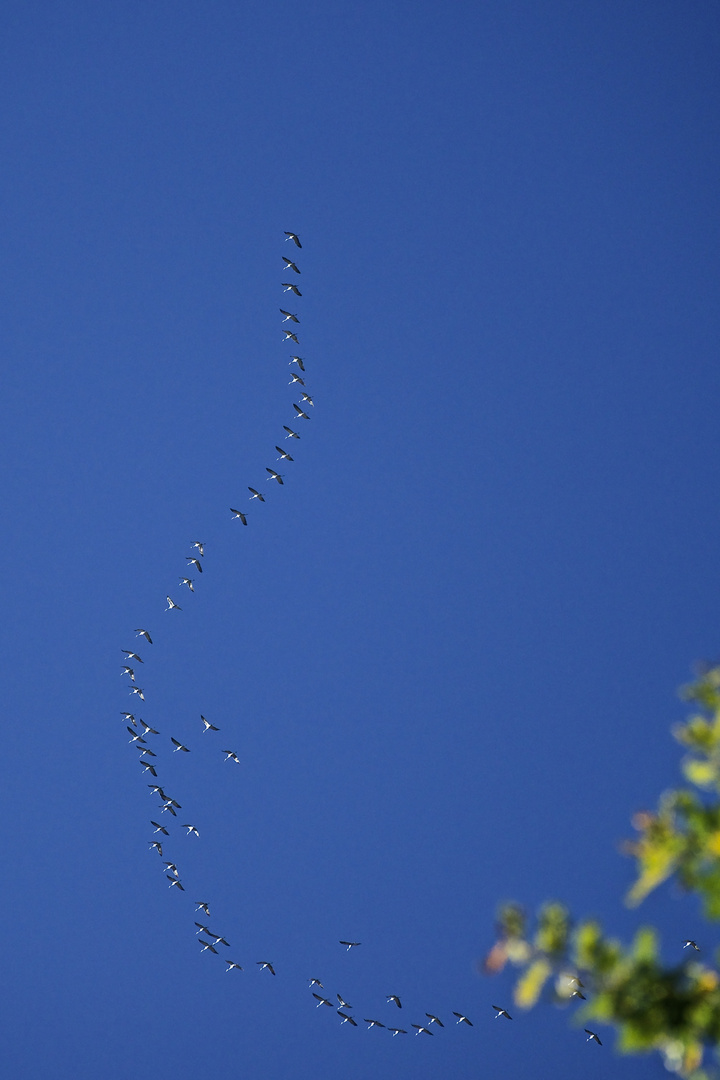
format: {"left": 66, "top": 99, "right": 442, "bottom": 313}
{"left": 483, "top": 665, "right": 720, "bottom": 1078}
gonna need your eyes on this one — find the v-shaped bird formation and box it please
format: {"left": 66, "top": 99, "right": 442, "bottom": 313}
{"left": 113, "top": 232, "right": 620, "bottom": 1056}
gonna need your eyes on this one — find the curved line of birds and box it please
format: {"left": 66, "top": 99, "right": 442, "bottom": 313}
{"left": 116, "top": 231, "right": 604, "bottom": 1050}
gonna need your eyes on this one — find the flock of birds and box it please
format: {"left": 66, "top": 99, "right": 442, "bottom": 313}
{"left": 116, "top": 231, "right": 608, "bottom": 1054}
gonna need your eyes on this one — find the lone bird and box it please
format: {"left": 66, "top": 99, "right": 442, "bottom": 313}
{"left": 282, "top": 257, "right": 300, "bottom": 274}
{"left": 492, "top": 1005, "right": 512, "bottom": 1020}
{"left": 284, "top": 231, "right": 302, "bottom": 248}
{"left": 683, "top": 940, "right": 700, "bottom": 951}
{"left": 585, "top": 1029, "right": 602, "bottom": 1045}
{"left": 339, "top": 941, "right": 361, "bottom": 951}
{"left": 257, "top": 961, "right": 276, "bottom": 975}
{"left": 230, "top": 508, "right": 248, "bottom": 524}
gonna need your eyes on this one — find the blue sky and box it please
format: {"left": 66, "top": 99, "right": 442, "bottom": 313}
{"left": 1, "top": 2, "right": 719, "bottom": 1077}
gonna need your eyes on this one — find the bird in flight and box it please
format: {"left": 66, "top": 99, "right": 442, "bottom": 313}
{"left": 222, "top": 750, "right": 240, "bottom": 763}
{"left": 230, "top": 508, "right": 248, "bottom": 524}
{"left": 308, "top": 978, "right": 323, "bottom": 988}
{"left": 257, "top": 961, "right": 276, "bottom": 975}
{"left": 290, "top": 355, "right": 305, "bottom": 371}
{"left": 337, "top": 1012, "right": 357, "bottom": 1027}
{"left": 171, "top": 738, "right": 190, "bottom": 753}
{"left": 122, "top": 667, "right": 137, "bottom": 683}
{"left": 121, "top": 712, "right": 136, "bottom": 724}
{"left": 164, "top": 862, "right": 180, "bottom": 877}
{"left": 225, "top": 961, "right": 243, "bottom": 971}
{"left": 276, "top": 446, "right": 293, "bottom": 461}
{"left": 122, "top": 650, "right": 144, "bottom": 664}
{"left": 388, "top": 1028, "right": 407, "bottom": 1036}
{"left": 585, "top": 1029, "right": 602, "bottom": 1045}
{"left": 202, "top": 716, "right": 220, "bottom": 733}
{"left": 139, "top": 719, "right": 160, "bottom": 735}
{"left": 280, "top": 309, "right": 299, "bottom": 323}
{"left": 191, "top": 541, "right": 205, "bottom": 557}
{"left": 127, "top": 726, "right": 146, "bottom": 744}
{"left": 139, "top": 746, "right": 157, "bottom": 758}
{"left": 387, "top": 995, "right": 402, "bottom": 1008}
{"left": 336, "top": 994, "right": 352, "bottom": 1009}
{"left": 167, "top": 876, "right": 185, "bottom": 891}
{"left": 148, "top": 840, "right": 163, "bottom": 855}
{"left": 199, "top": 939, "right": 218, "bottom": 954}
{"left": 492, "top": 1005, "right": 512, "bottom": 1020}
{"left": 339, "top": 941, "right": 361, "bottom": 951}
{"left": 412, "top": 1025, "right": 434, "bottom": 1036}
{"left": 179, "top": 577, "right": 194, "bottom": 591}
{"left": 683, "top": 940, "right": 700, "bottom": 950}
{"left": 165, "top": 596, "right": 182, "bottom": 611}
{"left": 364, "top": 1019, "right": 385, "bottom": 1029}
{"left": 289, "top": 372, "right": 305, "bottom": 386}
{"left": 129, "top": 685, "right": 145, "bottom": 700}
{"left": 300, "top": 392, "right": 314, "bottom": 407}
{"left": 283, "top": 426, "right": 300, "bottom": 439}
{"left": 195, "top": 901, "right": 211, "bottom": 916}
{"left": 266, "top": 468, "right": 284, "bottom": 485}
{"left": 135, "top": 628, "right": 153, "bottom": 644}
{"left": 293, "top": 404, "right": 310, "bottom": 420}
{"left": 282, "top": 329, "right": 299, "bottom": 344}
{"left": 284, "top": 231, "right": 302, "bottom": 248}
{"left": 313, "top": 994, "right": 333, "bottom": 1008}
{"left": 182, "top": 824, "right": 200, "bottom": 837}
{"left": 282, "top": 257, "right": 300, "bottom": 274}
{"left": 186, "top": 557, "right": 202, "bottom": 573}
{"left": 425, "top": 1013, "right": 444, "bottom": 1027}
{"left": 248, "top": 487, "right": 265, "bottom": 502}
{"left": 282, "top": 282, "right": 301, "bottom": 296}
{"left": 151, "top": 821, "right": 169, "bottom": 835}
{"left": 140, "top": 761, "right": 158, "bottom": 776}
{"left": 453, "top": 1012, "right": 473, "bottom": 1026}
